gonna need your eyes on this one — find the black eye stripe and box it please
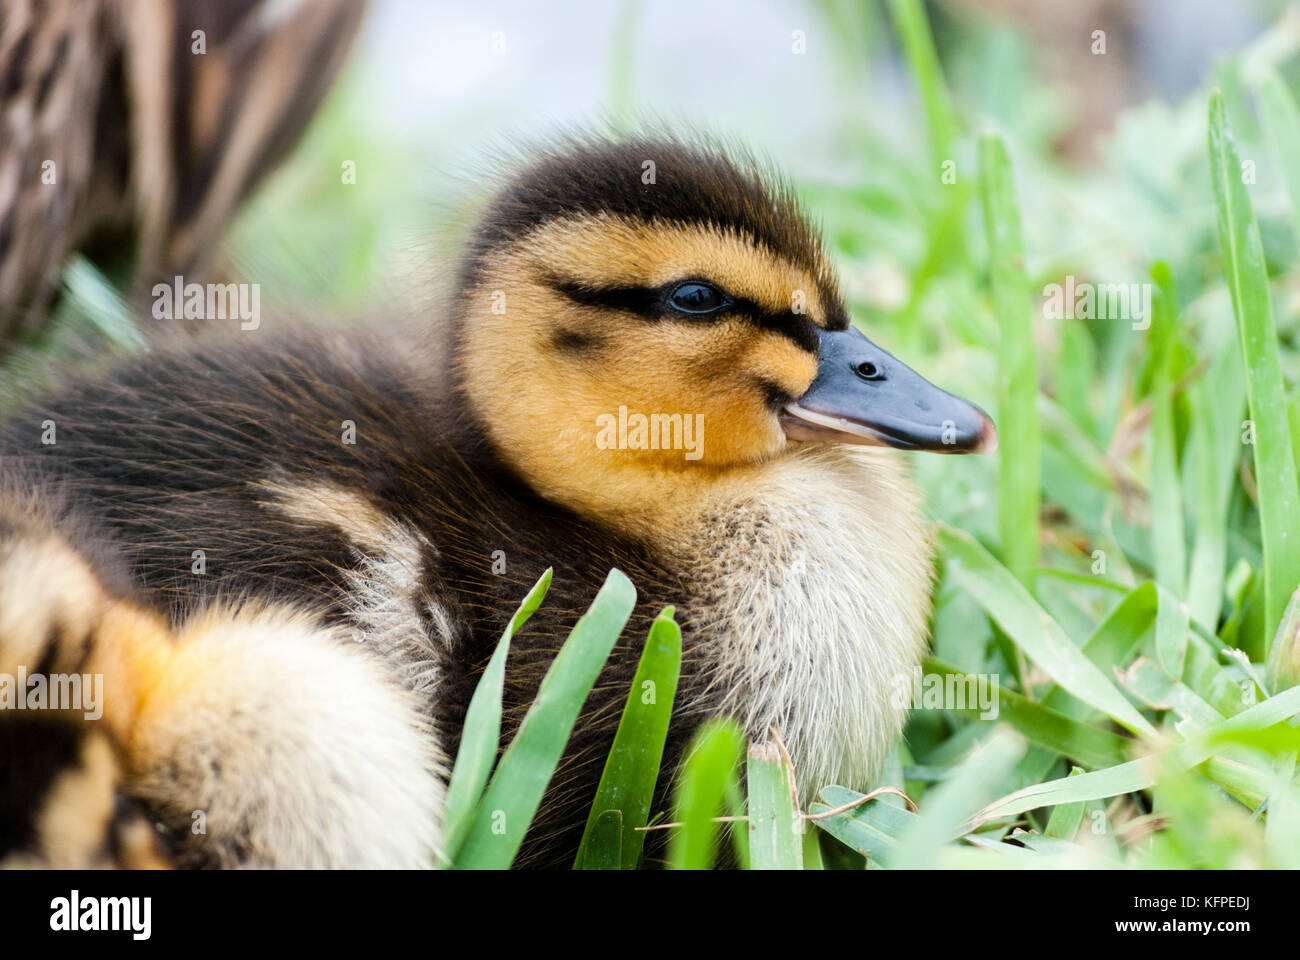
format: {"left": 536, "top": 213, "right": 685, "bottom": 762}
{"left": 753, "top": 309, "right": 818, "bottom": 353}
{"left": 549, "top": 278, "right": 661, "bottom": 317}
{"left": 547, "top": 276, "right": 819, "bottom": 352}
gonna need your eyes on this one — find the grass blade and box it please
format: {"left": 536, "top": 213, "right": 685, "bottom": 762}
{"left": 809, "top": 785, "right": 919, "bottom": 865}
{"left": 1207, "top": 88, "right": 1300, "bottom": 648}
{"left": 1154, "top": 583, "right": 1190, "bottom": 680}
{"left": 1117, "top": 657, "right": 1223, "bottom": 728}
{"left": 1044, "top": 767, "right": 1087, "bottom": 840}
{"left": 1148, "top": 265, "right": 1186, "bottom": 598}
{"left": 455, "top": 568, "right": 636, "bottom": 869}
{"left": 667, "top": 719, "right": 745, "bottom": 870}
{"left": 886, "top": 0, "right": 954, "bottom": 166}
{"left": 1267, "top": 583, "right": 1300, "bottom": 694}
{"left": 1265, "top": 756, "right": 1300, "bottom": 868}
{"left": 1186, "top": 364, "right": 1240, "bottom": 631}
{"left": 724, "top": 766, "right": 751, "bottom": 869}
{"left": 580, "top": 810, "right": 623, "bottom": 871}
{"left": 575, "top": 605, "right": 682, "bottom": 870}
{"left": 1046, "top": 583, "right": 1158, "bottom": 716}
{"left": 1256, "top": 66, "right": 1300, "bottom": 253}
{"left": 978, "top": 133, "right": 1041, "bottom": 589}
{"left": 61, "top": 257, "right": 147, "bottom": 351}
{"left": 802, "top": 829, "right": 825, "bottom": 869}
{"left": 746, "top": 740, "right": 802, "bottom": 870}
{"left": 439, "top": 568, "right": 552, "bottom": 866}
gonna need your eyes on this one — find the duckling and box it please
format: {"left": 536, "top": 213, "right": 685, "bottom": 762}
{"left": 0, "top": 134, "right": 995, "bottom": 868}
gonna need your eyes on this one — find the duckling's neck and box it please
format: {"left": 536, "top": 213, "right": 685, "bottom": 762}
{"left": 643, "top": 443, "right": 936, "bottom": 794}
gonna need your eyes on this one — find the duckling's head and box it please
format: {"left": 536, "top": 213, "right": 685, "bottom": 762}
{"left": 454, "top": 136, "right": 995, "bottom": 532}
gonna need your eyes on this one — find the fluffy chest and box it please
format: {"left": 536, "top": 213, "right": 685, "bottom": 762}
{"left": 257, "top": 446, "right": 935, "bottom": 803}
{"left": 677, "top": 446, "right": 934, "bottom": 798}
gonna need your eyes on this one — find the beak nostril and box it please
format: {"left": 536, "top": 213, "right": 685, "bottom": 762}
{"left": 853, "top": 361, "right": 883, "bottom": 382}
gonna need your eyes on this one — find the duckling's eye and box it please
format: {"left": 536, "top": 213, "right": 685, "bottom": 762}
{"left": 668, "top": 281, "right": 732, "bottom": 316}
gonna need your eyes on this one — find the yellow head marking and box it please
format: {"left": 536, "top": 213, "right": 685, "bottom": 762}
{"left": 457, "top": 214, "right": 842, "bottom": 534}
{"left": 453, "top": 137, "right": 850, "bottom": 534}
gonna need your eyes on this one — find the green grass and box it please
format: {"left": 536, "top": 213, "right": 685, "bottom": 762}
{"left": 1208, "top": 88, "right": 1300, "bottom": 651}
{"left": 440, "top": 568, "right": 553, "bottom": 866}
{"left": 575, "top": 604, "right": 681, "bottom": 869}
{"left": 452, "top": 569, "right": 635, "bottom": 869}
{"left": 745, "top": 739, "right": 803, "bottom": 869}
{"left": 978, "top": 134, "right": 1041, "bottom": 592}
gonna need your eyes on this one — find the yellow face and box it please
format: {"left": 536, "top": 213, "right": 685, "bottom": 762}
{"left": 458, "top": 215, "right": 836, "bottom": 509}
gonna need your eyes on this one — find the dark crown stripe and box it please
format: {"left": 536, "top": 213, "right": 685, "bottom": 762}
{"left": 459, "top": 136, "right": 842, "bottom": 306}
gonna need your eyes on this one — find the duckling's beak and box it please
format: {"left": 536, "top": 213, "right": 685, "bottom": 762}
{"left": 781, "top": 326, "right": 998, "bottom": 453}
